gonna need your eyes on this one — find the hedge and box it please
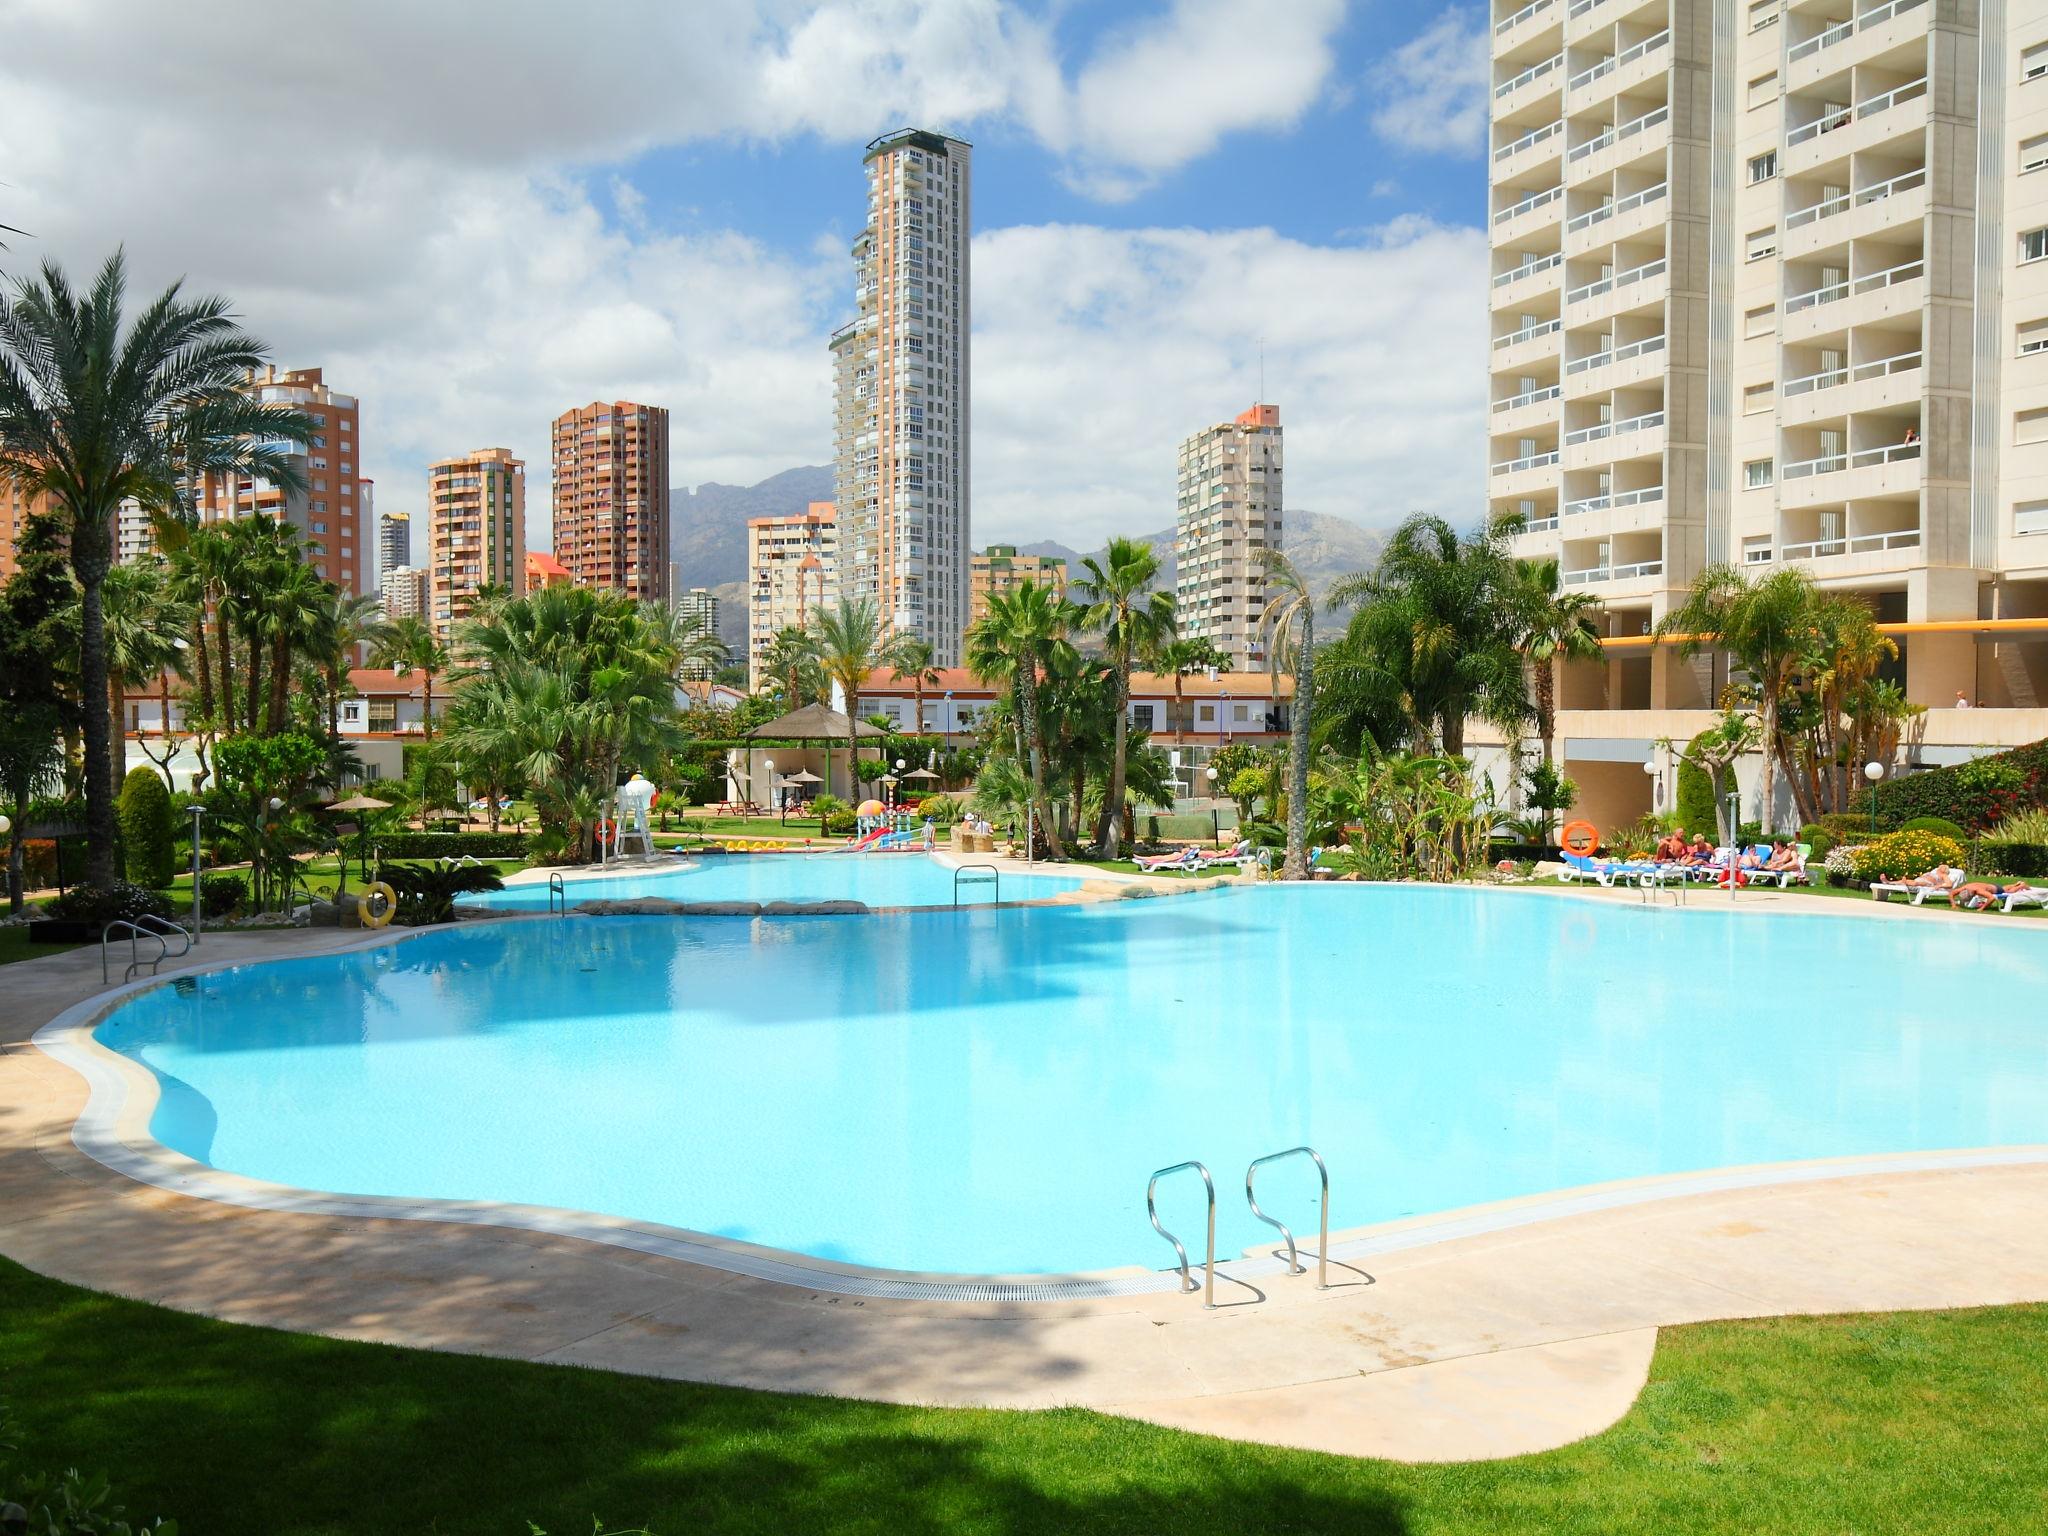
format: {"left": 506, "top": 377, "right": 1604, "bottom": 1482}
{"left": 1675, "top": 733, "right": 1718, "bottom": 832}
{"left": 374, "top": 831, "right": 529, "bottom": 859}
{"left": 1899, "top": 815, "right": 1970, "bottom": 842}
{"left": 1852, "top": 739, "right": 2048, "bottom": 831}
{"left": 1982, "top": 841, "right": 2048, "bottom": 879}
{"left": 117, "top": 766, "right": 176, "bottom": 888}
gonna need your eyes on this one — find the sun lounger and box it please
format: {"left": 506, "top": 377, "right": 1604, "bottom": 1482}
{"left": 1997, "top": 885, "right": 2048, "bottom": 913}
{"left": 1872, "top": 869, "right": 1967, "bottom": 905}
{"left": 1135, "top": 846, "right": 1202, "bottom": 872}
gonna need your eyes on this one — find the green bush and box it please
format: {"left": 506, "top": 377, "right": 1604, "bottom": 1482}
{"left": 117, "top": 767, "right": 175, "bottom": 888}
{"left": 198, "top": 874, "right": 247, "bottom": 917}
{"left": 1797, "top": 824, "right": 1834, "bottom": 862}
{"left": 916, "top": 795, "right": 964, "bottom": 824}
{"left": 810, "top": 793, "right": 849, "bottom": 823}
{"left": 1899, "top": 815, "right": 1969, "bottom": 842}
{"left": 374, "top": 831, "right": 527, "bottom": 859}
{"left": 822, "top": 810, "right": 858, "bottom": 836}
{"left": 376, "top": 860, "right": 505, "bottom": 924}
{"left": 1675, "top": 733, "right": 1718, "bottom": 832}
{"left": 1853, "top": 740, "right": 2048, "bottom": 831}
{"left": 1848, "top": 830, "right": 1967, "bottom": 883}
{"left": 1816, "top": 812, "right": 1876, "bottom": 844}
{"left": 42, "top": 882, "right": 174, "bottom": 928}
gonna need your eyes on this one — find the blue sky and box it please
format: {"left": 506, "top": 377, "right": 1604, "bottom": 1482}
{"left": 0, "top": 0, "right": 1495, "bottom": 551}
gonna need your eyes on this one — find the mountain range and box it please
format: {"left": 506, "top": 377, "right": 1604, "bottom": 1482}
{"left": 667, "top": 466, "right": 1391, "bottom": 648}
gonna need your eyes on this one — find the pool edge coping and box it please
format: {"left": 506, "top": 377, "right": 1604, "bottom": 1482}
{"left": 32, "top": 915, "right": 2048, "bottom": 1304}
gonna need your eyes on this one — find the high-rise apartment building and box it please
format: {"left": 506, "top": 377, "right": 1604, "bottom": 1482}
{"left": 830, "top": 128, "right": 972, "bottom": 665}
{"left": 0, "top": 483, "right": 45, "bottom": 583}
{"left": 1174, "top": 404, "right": 1284, "bottom": 667}
{"left": 550, "top": 401, "right": 670, "bottom": 607}
{"left": 968, "top": 545, "right": 1067, "bottom": 627}
{"left": 426, "top": 447, "right": 526, "bottom": 638}
{"left": 676, "top": 587, "right": 719, "bottom": 680}
{"left": 193, "top": 366, "right": 368, "bottom": 593}
{"left": 381, "top": 566, "right": 428, "bottom": 622}
{"left": 378, "top": 511, "right": 411, "bottom": 590}
{"left": 1485, "top": 0, "right": 2048, "bottom": 828}
{"left": 746, "top": 501, "right": 838, "bottom": 689}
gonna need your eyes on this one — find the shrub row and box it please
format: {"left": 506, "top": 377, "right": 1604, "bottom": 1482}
{"left": 374, "top": 831, "right": 528, "bottom": 859}
{"left": 1852, "top": 739, "right": 2048, "bottom": 831}
{"left": 1847, "top": 830, "right": 1967, "bottom": 883}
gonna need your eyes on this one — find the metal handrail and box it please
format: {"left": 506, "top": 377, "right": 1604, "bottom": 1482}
{"left": 1147, "top": 1160, "right": 1216, "bottom": 1306}
{"left": 1246, "top": 1146, "right": 1329, "bottom": 1287}
{"left": 102, "top": 914, "right": 192, "bottom": 985}
{"left": 952, "top": 863, "right": 999, "bottom": 907}
{"left": 548, "top": 871, "right": 567, "bottom": 915}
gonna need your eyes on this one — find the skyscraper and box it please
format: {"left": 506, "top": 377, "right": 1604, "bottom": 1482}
{"left": 830, "top": 128, "right": 972, "bottom": 665}
{"left": 377, "top": 511, "right": 411, "bottom": 591}
{"left": 747, "top": 500, "right": 838, "bottom": 688}
{"left": 427, "top": 447, "right": 526, "bottom": 638}
{"left": 969, "top": 545, "right": 1066, "bottom": 627}
{"left": 1174, "top": 404, "right": 1284, "bottom": 667}
{"left": 551, "top": 400, "right": 670, "bottom": 607}
{"left": 676, "top": 587, "right": 719, "bottom": 680}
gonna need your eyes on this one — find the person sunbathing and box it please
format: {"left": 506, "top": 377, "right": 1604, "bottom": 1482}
{"left": 1680, "top": 834, "right": 1716, "bottom": 865}
{"left": 1956, "top": 880, "right": 2032, "bottom": 910}
{"left": 1764, "top": 841, "right": 1801, "bottom": 872}
{"left": 1906, "top": 864, "right": 1957, "bottom": 887}
{"left": 1738, "top": 847, "right": 1766, "bottom": 870}
{"left": 1653, "top": 830, "right": 1687, "bottom": 862}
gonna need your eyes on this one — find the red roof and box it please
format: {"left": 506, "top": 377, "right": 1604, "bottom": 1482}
{"left": 526, "top": 550, "right": 570, "bottom": 579}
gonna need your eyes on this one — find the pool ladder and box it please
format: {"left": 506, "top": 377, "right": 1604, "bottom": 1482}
{"left": 1148, "top": 1146, "right": 1330, "bottom": 1307}
{"left": 547, "top": 872, "right": 567, "bottom": 915}
{"left": 952, "top": 864, "right": 999, "bottom": 907}
{"left": 102, "top": 914, "right": 192, "bottom": 985}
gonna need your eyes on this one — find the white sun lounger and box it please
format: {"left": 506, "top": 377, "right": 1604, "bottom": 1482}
{"left": 1994, "top": 885, "right": 2048, "bottom": 913}
{"left": 1871, "top": 869, "right": 1967, "bottom": 905}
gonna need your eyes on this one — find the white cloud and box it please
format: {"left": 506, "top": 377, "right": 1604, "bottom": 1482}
{"left": 1369, "top": 7, "right": 1489, "bottom": 155}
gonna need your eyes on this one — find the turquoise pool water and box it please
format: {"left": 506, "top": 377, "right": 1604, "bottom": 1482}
{"left": 471, "top": 852, "right": 1085, "bottom": 910}
{"left": 93, "top": 887, "right": 2048, "bottom": 1276}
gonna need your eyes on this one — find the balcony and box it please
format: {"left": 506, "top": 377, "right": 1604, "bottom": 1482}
{"left": 1785, "top": 75, "right": 1927, "bottom": 164}
{"left": 1495, "top": 0, "right": 1560, "bottom": 45}
{"left": 1495, "top": 50, "right": 1564, "bottom": 104}
{"left": 1565, "top": 103, "right": 1669, "bottom": 175}
{"left": 1785, "top": 165, "right": 1925, "bottom": 246}
{"left": 1493, "top": 183, "right": 1565, "bottom": 234}
{"left": 1566, "top": 180, "right": 1667, "bottom": 240}
{"left": 1493, "top": 117, "right": 1565, "bottom": 171}
{"left": 1567, "top": 28, "right": 1670, "bottom": 99}
{"left": 1787, "top": 0, "right": 1929, "bottom": 79}
{"left": 1780, "top": 349, "right": 1922, "bottom": 419}
{"left": 1780, "top": 526, "right": 1921, "bottom": 561}
{"left": 1563, "top": 557, "right": 1664, "bottom": 587}
{"left": 1492, "top": 252, "right": 1564, "bottom": 304}
{"left": 1565, "top": 254, "right": 1667, "bottom": 312}
{"left": 1782, "top": 255, "right": 1923, "bottom": 330}
{"left": 1565, "top": 483, "right": 1665, "bottom": 518}
{"left": 1564, "top": 408, "right": 1664, "bottom": 450}
{"left": 1564, "top": 331, "right": 1665, "bottom": 380}
{"left": 1491, "top": 385, "right": 1564, "bottom": 435}
{"left": 1492, "top": 447, "right": 1562, "bottom": 477}
{"left": 1493, "top": 318, "right": 1563, "bottom": 362}
{"left": 1780, "top": 440, "right": 1922, "bottom": 507}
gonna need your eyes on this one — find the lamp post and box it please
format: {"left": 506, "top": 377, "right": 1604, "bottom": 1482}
{"left": 1220, "top": 689, "right": 1231, "bottom": 752}
{"left": 942, "top": 691, "right": 954, "bottom": 783}
{"left": 1727, "top": 789, "right": 1741, "bottom": 900}
{"left": 1643, "top": 755, "right": 1660, "bottom": 810}
{"left": 1206, "top": 764, "right": 1221, "bottom": 848}
{"left": 765, "top": 757, "right": 779, "bottom": 826}
{"left": 184, "top": 802, "right": 207, "bottom": 942}
{"left": 1864, "top": 760, "right": 1885, "bottom": 837}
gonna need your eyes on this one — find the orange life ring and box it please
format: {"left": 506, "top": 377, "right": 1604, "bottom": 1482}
{"left": 1559, "top": 820, "right": 1599, "bottom": 856}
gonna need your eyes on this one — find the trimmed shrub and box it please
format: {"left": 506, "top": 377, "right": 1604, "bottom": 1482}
{"left": 1899, "top": 815, "right": 1969, "bottom": 842}
{"left": 1817, "top": 812, "right": 1876, "bottom": 843}
{"left": 1984, "top": 843, "right": 2048, "bottom": 878}
{"left": 822, "top": 810, "right": 858, "bottom": 836}
{"left": 1852, "top": 739, "right": 2048, "bottom": 831}
{"left": 199, "top": 874, "right": 247, "bottom": 917}
{"left": 374, "top": 831, "right": 527, "bottom": 860}
{"left": 916, "top": 794, "right": 964, "bottom": 824}
{"left": 117, "top": 767, "right": 176, "bottom": 888}
{"left": 1675, "top": 733, "right": 1718, "bottom": 833}
{"left": 43, "top": 882, "right": 174, "bottom": 928}
{"left": 1848, "top": 830, "right": 1967, "bottom": 883}
{"left": 1797, "top": 824, "right": 1834, "bottom": 862}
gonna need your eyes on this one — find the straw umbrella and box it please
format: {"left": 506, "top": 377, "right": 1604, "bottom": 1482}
{"left": 326, "top": 792, "right": 392, "bottom": 889}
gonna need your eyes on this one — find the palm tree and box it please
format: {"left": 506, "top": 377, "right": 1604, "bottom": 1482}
{"left": 643, "top": 600, "right": 730, "bottom": 688}
{"left": 1256, "top": 551, "right": 1317, "bottom": 880}
{"left": 892, "top": 635, "right": 943, "bottom": 737}
{"left": 966, "top": 581, "right": 1075, "bottom": 859}
{"left": 1155, "top": 636, "right": 1229, "bottom": 745}
{"left": 374, "top": 614, "right": 450, "bottom": 739}
{"left": 810, "top": 598, "right": 896, "bottom": 799}
{"left": 261, "top": 555, "right": 333, "bottom": 734}
{"left": 1657, "top": 565, "right": 1817, "bottom": 835}
{"left": 316, "top": 591, "right": 392, "bottom": 742}
{"left": 0, "top": 251, "right": 314, "bottom": 884}
{"left": 95, "top": 560, "right": 192, "bottom": 790}
{"left": 1074, "top": 537, "right": 1175, "bottom": 856}
{"left": 1510, "top": 556, "right": 1605, "bottom": 768}
{"left": 760, "top": 624, "right": 823, "bottom": 705}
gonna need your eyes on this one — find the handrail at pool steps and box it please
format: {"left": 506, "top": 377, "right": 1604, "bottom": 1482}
{"left": 952, "top": 863, "right": 999, "bottom": 907}
{"left": 1147, "top": 1160, "right": 1217, "bottom": 1308}
{"left": 1246, "top": 1145, "right": 1330, "bottom": 1289}
{"left": 102, "top": 913, "right": 192, "bottom": 985}
{"left": 547, "top": 871, "right": 567, "bottom": 915}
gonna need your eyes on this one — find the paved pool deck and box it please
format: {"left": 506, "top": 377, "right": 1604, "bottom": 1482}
{"left": 5, "top": 883, "right": 2048, "bottom": 1464}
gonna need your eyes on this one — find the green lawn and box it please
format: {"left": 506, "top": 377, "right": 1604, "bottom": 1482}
{"left": 0, "top": 927, "right": 81, "bottom": 967}
{"left": 662, "top": 816, "right": 829, "bottom": 839}
{"left": 3, "top": 1257, "right": 2045, "bottom": 1534}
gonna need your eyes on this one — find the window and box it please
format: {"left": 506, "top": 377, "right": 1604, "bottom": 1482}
{"left": 2023, "top": 227, "right": 2048, "bottom": 264}
{"left": 1743, "top": 381, "right": 1776, "bottom": 413}
{"left": 367, "top": 700, "right": 397, "bottom": 732}
{"left": 2017, "top": 407, "right": 2048, "bottom": 445}
{"left": 341, "top": 702, "right": 363, "bottom": 724}
{"left": 2026, "top": 134, "right": 2048, "bottom": 175}
{"left": 2025, "top": 41, "right": 2048, "bottom": 81}
{"left": 1745, "top": 458, "right": 1775, "bottom": 488}
{"left": 1745, "top": 304, "right": 1777, "bottom": 338}
{"left": 1198, "top": 704, "right": 1215, "bottom": 723}
{"left": 2018, "top": 500, "right": 2048, "bottom": 535}
{"left": 1748, "top": 150, "right": 1778, "bottom": 184}
{"left": 1747, "top": 73, "right": 1778, "bottom": 109}
{"left": 1747, "top": 228, "right": 1778, "bottom": 262}
{"left": 1131, "top": 704, "right": 1155, "bottom": 731}
{"left": 2019, "top": 318, "right": 2048, "bottom": 356}
{"left": 1742, "top": 535, "right": 1773, "bottom": 564}
{"left": 1748, "top": 0, "right": 1778, "bottom": 28}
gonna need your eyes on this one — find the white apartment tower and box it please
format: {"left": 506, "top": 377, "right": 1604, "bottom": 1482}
{"left": 1175, "top": 404, "right": 1284, "bottom": 667}
{"left": 1489, "top": 0, "right": 2048, "bottom": 726}
{"left": 747, "top": 501, "right": 838, "bottom": 689}
{"left": 830, "top": 129, "right": 972, "bottom": 665}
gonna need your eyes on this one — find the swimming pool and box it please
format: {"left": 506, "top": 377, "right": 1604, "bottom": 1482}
{"left": 471, "top": 851, "right": 1087, "bottom": 910}
{"left": 88, "top": 886, "right": 2048, "bottom": 1278}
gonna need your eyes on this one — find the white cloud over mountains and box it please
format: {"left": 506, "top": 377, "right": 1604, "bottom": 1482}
{"left": 0, "top": 0, "right": 1484, "bottom": 556}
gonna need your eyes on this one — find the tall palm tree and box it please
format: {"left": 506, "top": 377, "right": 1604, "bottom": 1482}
{"left": 1075, "top": 537, "right": 1176, "bottom": 856}
{"left": 0, "top": 251, "right": 314, "bottom": 883}
{"left": 260, "top": 554, "right": 332, "bottom": 734}
{"left": 761, "top": 624, "right": 824, "bottom": 705}
{"left": 316, "top": 591, "right": 392, "bottom": 742}
{"left": 891, "top": 635, "right": 942, "bottom": 736}
{"left": 810, "top": 597, "right": 899, "bottom": 799}
{"left": 642, "top": 600, "right": 730, "bottom": 688}
{"left": 1657, "top": 565, "right": 1817, "bottom": 835}
{"left": 1257, "top": 550, "right": 1316, "bottom": 880}
{"left": 1155, "top": 636, "right": 1229, "bottom": 745}
{"left": 965, "top": 581, "right": 1075, "bottom": 859}
{"left": 95, "top": 560, "right": 192, "bottom": 790}
{"left": 1510, "top": 556, "right": 1605, "bottom": 768}
{"left": 374, "top": 614, "right": 450, "bottom": 739}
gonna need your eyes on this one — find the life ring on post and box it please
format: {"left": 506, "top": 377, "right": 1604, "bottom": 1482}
{"left": 358, "top": 881, "right": 398, "bottom": 929}
{"left": 1559, "top": 820, "right": 1599, "bottom": 857}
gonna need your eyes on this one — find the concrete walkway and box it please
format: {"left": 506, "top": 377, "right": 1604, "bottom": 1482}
{"left": 5, "top": 909, "right": 2048, "bottom": 1464}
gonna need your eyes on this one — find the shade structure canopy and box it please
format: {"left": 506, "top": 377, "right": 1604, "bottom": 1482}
{"left": 901, "top": 767, "right": 940, "bottom": 780}
{"left": 746, "top": 703, "right": 887, "bottom": 741}
{"left": 783, "top": 769, "right": 824, "bottom": 784}
{"left": 325, "top": 793, "right": 393, "bottom": 812}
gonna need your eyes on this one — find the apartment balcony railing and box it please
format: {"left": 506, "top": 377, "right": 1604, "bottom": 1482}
{"left": 1565, "top": 483, "right": 1665, "bottom": 516}
{"left": 1781, "top": 439, "right": 1922, "bottom": 480}
{"left": 1495, "top": 0, "right": 1557, "bottom": 35}
{"left": 1780, "top": 527, "right": 1922, "bottom": 560}
{"left": 1786, "top": 75, "right": 1926, "bottom": 148}
{"left": 1566, "top": 255, "right": 1666, "bottom": 306}
{"left": 1781, "top": 349, "right": 1922, "bottom": 398}
{"left": 1492, "top": 449, "right": 1562, "bottom": 476}
{"left": 1563, "top": 408, "right": 1665, "bottom": 447}
{"left": 1787, "top": 0, "right": 1926, "bottom": 64}
{"left": 1566, "top": 104, "right": 1669, "bottom": 165}
{"left": 1565, "top": 180, "right": 1666, "bottom": 234}
{"left": 1568, "top": 28, "right": 1669, "bottom": 93}
{"left": 1493, "top": 384, "right": 1564, "bottom": 413}
{"left": 1496, "top": 51, "right": 1563, "bottom": 100}
{"left": 1494, "top": 118, "right": 1565, "bottom": 165}
{"left": 1494, "top": 252, "right": 1564, "bottom": 288}
{"left": 1785, "top": 165, "right": 1924, "bottom": 231}
{"left": 1564, "top": 332, "right": 1665, "bottom": 376}
{"left": 1494, "top": 318, "right": 1563, "bottom": 350}
{"left": 1783, "top": 256, "right": 1923, "bottom": 315}
{"left": 1519, "top": 513, "right": 1562, "bottom": 531}
{"left": 1563, "top": 558, "right": 1664, "bottom": 587}
{"left": 1494, "top": 184, "right": 1565, "bottom": 226}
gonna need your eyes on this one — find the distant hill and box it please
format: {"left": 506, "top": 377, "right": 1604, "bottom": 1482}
{"left": 1015, "top": 511, "right": 1391, "bottom": 605}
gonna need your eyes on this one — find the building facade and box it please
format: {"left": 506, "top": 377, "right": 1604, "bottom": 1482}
{"left": 746, "top": 501, "right": 838, "bottom": 688}
{"left": 1485, "top": 0, "right": 2048, "bottom": 830}
{"left": 829, "top": 128, "right": 972, "bottom": 666}
{"left": 524, "top": 549, "right": 571, "bottom": 590}
{"left": 1174, "top": 403, "right": 1284, "bottom": 667}
{"left": 426, "top": 447, "right": 526, "bottom": 637}
{"left": 550, "top": 400, "right": 670, "bottom": 607}
{"left": 377, "top": 511, "right": 411, "bottom": 590}
{"left": 676, "top": 587, "right": 719, "bottom": 680}
{"left": 968, "top": 545, "right": 1067, "bottom": 627}
{"left": 380, "top": 565, "right": 428, "bottom": 621}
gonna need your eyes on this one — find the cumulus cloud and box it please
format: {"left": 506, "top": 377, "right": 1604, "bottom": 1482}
{"left": 1369, "top": 7, "right": 1490, "bottom": 156}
